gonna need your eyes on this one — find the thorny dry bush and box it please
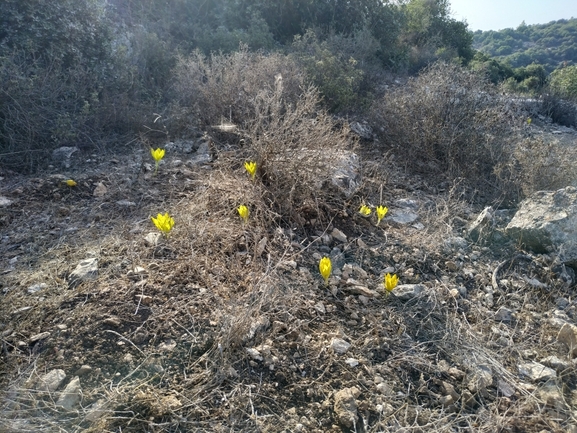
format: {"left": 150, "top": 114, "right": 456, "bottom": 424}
{"left": 370, "top": 62, "right": 519, "bottom": 203}
{"left": 172, "top": 47, "right": 305, "bottom": 130}
{"left": 507, "top": 134, "right": 577, "bottom": 196}
{"left": 243, "top": 85, "right": 356, "bottom": 225}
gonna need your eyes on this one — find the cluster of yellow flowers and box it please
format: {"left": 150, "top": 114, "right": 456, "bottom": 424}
{"left": 319, "top": 256, "right": 398, "bottom": 294}
{"left": 359, "top": 204, "right": 389, "bottom": 225}
{"left": 148, "top": 150, "right": 397, "bottom": 295}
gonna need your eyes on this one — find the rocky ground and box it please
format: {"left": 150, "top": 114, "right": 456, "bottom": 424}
{"left": 1, "top": 122, "right": 577, "bottom": 433}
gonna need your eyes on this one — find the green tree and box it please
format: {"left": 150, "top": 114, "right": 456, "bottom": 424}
{"left": 549, "top": 65, "right": 577, "bottom": 98}
{"left": 0, "top": 0, "right": 112, "bottom": 69}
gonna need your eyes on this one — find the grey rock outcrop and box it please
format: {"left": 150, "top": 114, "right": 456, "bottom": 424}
{"left": 506, "top": 187, "right": 577, "bottom": 266}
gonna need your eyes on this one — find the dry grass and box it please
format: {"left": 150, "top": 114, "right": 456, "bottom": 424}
{"left": 1, "top": 63, "right": 577, "bottom": 433}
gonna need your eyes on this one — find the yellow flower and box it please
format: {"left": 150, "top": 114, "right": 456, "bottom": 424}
{"left": 359, "top": 205, "right": 372, "bottom": 216}
{"left": 244, "top": 161, "right": 257, "bottom": 180}
{"left": 527, "top": 117, "right": 532, "bottom": 125}
{"left": 63, "top": 179, "right": 77, "bottom": 187}
{"left": 151, "top": 147, "right": 165, "bottom": 162}
{"left": 319, "top": 256, "right": 332, "bottom": 286}
{"left": 384, "top": 273, "right": 398, "bottom": 293}
{"left": 376, "top": 205, "right": 388, "bottom": 225}
{"left": 151, "top": 212, "right": 174, "bottom": 234}
{"left": 237, "top": 205, "right": 249, "bottom": 222}
{"left": 151, "top": 148, "right": 165, "bottom": 174}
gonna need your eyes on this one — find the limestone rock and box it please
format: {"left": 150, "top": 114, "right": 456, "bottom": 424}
{"left": 333, "top": 387, "right": 360, "bottom": 428}
{"left": 387, "top": 209, "right": 418, "bottom": 225}
{"left": 393, "top": 284, "right": 425, "bottom": 301}
{"left": 37, "top": 369, "right": 66, "bottom": 392}
{"left": 68, "top": 258, "right": 98, "bottom": 288}
{"left": 331, "top": 228, "right": 347, "bottom": 243}
{"left": 331, "top": 338, "right": 351, "bottom": 355}
{"left": 467, "top": 206, "right": 494, "bottom": 243}
{"left": 518, "top": 361, "right": 557, "bottom": 382}
{"left": 506, "top": 187, "right": 577, "bottom": 266}
{"left": 56, "top": 377, "right": 82, "bottom": 410}
{"left": 27, "top": 283, "right": 48, "bottom": 294}
{"left": 467, "top": 365, "right": 493, "bottom": 394}
{"left": 331, "top": 151, "right": 361, "bottom": 198}
{"left": 144, "top": 232, "right": 161, "bottom": 246}
{"left": 0, "top": 196, "right": 13, "bottom": 207}
{"left": 186, "top": 140, "right": 212, "bottom": 166}
{"left": 93, "top": 182, "right": 107, "bottom": 197}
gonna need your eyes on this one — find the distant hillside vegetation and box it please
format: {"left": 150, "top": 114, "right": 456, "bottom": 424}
{"left": 472, "top": 18, "right": 577, "bottom": 72}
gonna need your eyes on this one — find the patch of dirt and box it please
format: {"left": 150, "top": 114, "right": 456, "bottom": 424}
{"left": 1, "top": 133, "right": 576, "bottom": 433}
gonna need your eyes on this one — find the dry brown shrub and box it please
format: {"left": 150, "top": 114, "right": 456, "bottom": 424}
{"left": 371, "top": 62, "right": 518, "bottom": 202}
{"left": 505, "top": 135, "right": 577, "bottom": 196}
{"left": 171, "top": 46, "right": 305, "bottom": 130}
{"left": 241, "top": 85, "right": 357, "bottom": 225}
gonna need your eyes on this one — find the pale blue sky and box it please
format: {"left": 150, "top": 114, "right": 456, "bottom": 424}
{"left": 449, "top": 0, "right": 577, "bottom": 31}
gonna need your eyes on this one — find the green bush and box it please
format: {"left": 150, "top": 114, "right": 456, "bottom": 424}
{"left": 291, "top": 30, "right": 368, "bottom": 112}
{"left": 549, "top": 65, "right": 577, "bottom": 98}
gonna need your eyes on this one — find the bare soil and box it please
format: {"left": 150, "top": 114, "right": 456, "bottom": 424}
{"left": 1, "top": 128, "right": 577, "bottom": 433}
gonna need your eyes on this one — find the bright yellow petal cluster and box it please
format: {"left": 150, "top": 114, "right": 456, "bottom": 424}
{"left": 319, "top": 256, "right": 332, "bottom": 285}
{"left": 64, "top": 179, "right": 77, "bottom": 187}
{"left": 384, "top": 273, "right": 398, "bottom": 293}
{"left": 376, "top": 205, "right": 388, "bottom": 225}
{"left": 151, "top": 212, "right": 174, "bottom": 234}
{"left": 237, "top": 205, "right": 249, "bottom": 222}
{"left": 151, "top": 148, "right": 165, "bottom": 162}
{"left": 244, "top": 161, "right": 257, "bottom": 180}
{"left": 359, "top": 205, "right": 372, "bottom": 216}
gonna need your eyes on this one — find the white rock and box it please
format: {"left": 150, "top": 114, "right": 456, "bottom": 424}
{"left": 393, "top": 284, "right": 425, "bottom": 301}
{"left": 246, "top": 348, "right": 263, "bottom": 361}
{"left": 27, "top": 283, "right": 48, "bottom": 294}
{"left": 518, "top": 361, "right": 557, "bottom": 382}
{"left": 56, "top": 376, "right": 82, "bottom": 410}
{"left": 331, "top": 338, "right": 351, "bottom": 355}
{"left": 93, "top": 182, "right": 107, "bottom": 197}
{"left": 331, "top": 228, "right": 347, "bottom": 243}
{"left": 0, "top": 196, "right": 13, "bottom": 207}
{"left": 144, "top": 232, "right": 161, "bottom": 246}
{"left": 116, "top": 200, "right": 136, "bottom": 207}
{"left": 37, "top": 369, "right": 66, "bottom": 392}
{"left": 68, "top": 258, "right": 98, "bottom": 288}
{"left": 387, "top": 209, "right": 418, "bottom": 225}
{"left": 344, "top": 358, "right": 359, "bottom": 367}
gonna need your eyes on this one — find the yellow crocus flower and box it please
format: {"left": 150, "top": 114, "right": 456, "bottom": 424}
{"left": 151, "top": 148, "right": 165, "bottom": 174}
{"left": 237, "top": 205, "right": 249, "bottom": 222}
{"left": 64, "top": 179, "right": 77, "bottom": 187}
{"left": 376, "top": 205, "right": 388, "bottom": 225}
{"left": 151, "top": 212, "right": 174, "bottom": 234}
{"left": 244, "top": 161, "right": 257, "bottom": 180}
{"left": 359, "top": 205, "right": 372, "bottom": 216}
{"left": 384, "top": 273, "right": 398, "bottom": 293}
{"left": 319, "top": 256, "right": 332, "bottom": 286}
